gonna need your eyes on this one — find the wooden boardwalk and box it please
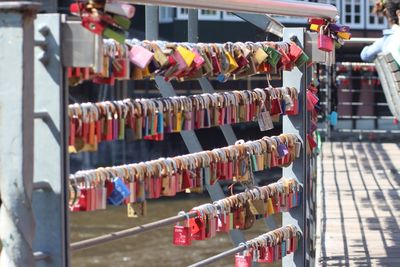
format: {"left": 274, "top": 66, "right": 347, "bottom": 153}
{"left": 317, "top": 142, "right": 400, "bottom": 267}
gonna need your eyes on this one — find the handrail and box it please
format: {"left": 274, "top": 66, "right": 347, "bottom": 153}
{"left": 188, "top": 245, "right": 245, "bottom": 267}
{"left": 344, "top": 37, "right": 379, "bottom": 44}
{"left": 123, "top": 0, "right": 338, "bottom": 20}
{"left": 70, "top": 211, "right": 198, "bottom": 251}
{"left": 70, "top": 178, "right": 301, "bottom": 251}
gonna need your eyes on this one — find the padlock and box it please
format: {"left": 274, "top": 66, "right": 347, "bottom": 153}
{"left": 70, "top": 186, "right": 89, "bottom": 212}
{"left": 105, "top": 2, "right": 136, "bottom": 18}
{"left": 273, "top": 194, "right": 281, "bottom": 214}
{"left": 265, "top": 246, "right": 275, "bottom": 263}
{"left": 337, "top": 31, "right": 352, "bottom": 40}
{"left": 232, "top": 206, "right": 245, "bottom": 229}
{"left": 129, "top": 45, "right": 154, "bottom": 69}
{"left": 190, "top": 214, "right": 206, "bottom": 240}
{"left": 289, "top": 43, "right": 303, "bottom": 62}
{"left": 235, "top": 249, "right": 252, "bottom": 267}
{"left": 318, "top": 25, "right": 334, "bottom": 52}
{"left": 173, "top": 212, "right": 192, "bottom": 246}
{"left": 307, "top": 134, "right": 318, "bottom": 149}
{"left": 309, "top": 24, "right": 322, "bottom": 32}
{"left": 107, "top": 177, "right": 131, "bottom": 206}
{"left": 329, "top": 23, "right": 350, "bottom": 33}
{"left": 276, "top": 242, "right": 282, "bottom": 260}
{"left": 257, "top": 246, "right": 267, "bottom": 263}
{"left": 309, "top": 18, "right": 326, "bottom": 25}
{"left": 266, "top": 197, "right": 275, "bottom": 216}
{"left": 208, "top": 214, "right": 217, "bottom": 238}
{"left": 82, "top": 16, "right": 105, "bottom": 35}
{"left": 217, "top": 212, "right": 231, "bottom": 233}
{"left": 282, "top": 239, "right": 287, "bottom": 257}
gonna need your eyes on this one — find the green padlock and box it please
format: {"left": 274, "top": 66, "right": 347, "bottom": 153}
{"left": 334, "top": 40, "right": 342, "bottom": 49}
{"left": 103, "top": 27, "right": 126, "bottom": 44}
{"left": 251, "top": 154, "right": 258, "bottom": 171}
{"left": 264, "top": 46, "right": 282, "bottom": 67}
{"left": 295, "top": 52, "right": 310, "bottom": 68}
{"left": 113, "top": 15, "right": 131, "bottom": 30}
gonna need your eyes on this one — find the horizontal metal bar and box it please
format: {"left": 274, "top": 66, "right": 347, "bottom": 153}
{"left": 338, "top": 115, "right": 395, "bottom": 119}
{"left": 337, "top": 129, "right": 400, "bottom": 133}
{"left": 319, "top": 89, "right": 382, "bottom": 93}
{"left": 188, "top": 245, "right": 246, "bottom": 267}
{"left": 34, "top": 40, "right": 47, "bottom": 49}
{"left": 0, "top": 1, "right": 41, "bottom": 11}
{"left": 34, "top": 251, "right": 49, "bottom": 261}
{"left": 33, "top": 181, "right": 53, "bottom": 191}
{"left": 339, "top": 89, "right": 382, "bottom": 93}
{"left": 337, "top": 62, "right": 376, "bottom": 67}
{"left": 126, "top": 0, "right": 338, "bottom": 20}
{"left": 319, "top": 101, "right": 388, "bottom": 106}
{"left": 344, "top": 37, "right": 379, "bottom": 44}
{"left": 336, "top": 76, "right": 378, "bottom": 78}
{"left": 70, "top": 211, "right": 198, "bottom": 251}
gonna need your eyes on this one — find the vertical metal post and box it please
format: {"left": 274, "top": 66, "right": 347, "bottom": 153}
{"left": 282, "top": 28, "right": 308, "bottom": 267}
{"left": 33, "top": 14, "right": 69, "bottom": 267}
{"left": 0, "top": 2, "right": 40, "bottom": 266}
{"left": 326, "top": 65, "right": 332, "bottom": 141}
{"left": 145, "top": 6, "right": 159, "bottom": 40}
{"left": 188, "top": 9, "right": 199, "bottom": 43}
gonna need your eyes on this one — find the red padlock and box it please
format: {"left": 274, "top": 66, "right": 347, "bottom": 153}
{"left": 270, "top": 150, "right": 278, "bottom": 168}
{"left": 309, "top": 18, "right": 326, "bottom": 25}
{"left": 154, "top": 176, "right": 162, "bottom": 198}
{"left": 264, "top": 246, "right": 275, "bottom": 263}
{"left": 277, "top": 243, "right": 282, "bottom": 260}
{"left": 289, "top": 43, "right": 303, "bottom": 62}
{"left": 81, "top": 16, "right": 105, "bottom": 35}
{"left": 217, "top": 212, "right": 231, "bottom": 233}
{"left": 208, "top": 214, "right": 217, "bottom": 238}
{"left": 181, "top": 169, "right": 192, "bottom": 189}
{"left": 307, "top": 134, "right": 318, "bottom": 149}
{"left": 235, "top": 250, "right": 252, "bottom": 267}
{"left": 173, "top": 213, "right": 192, "bottom": 246}
{"left": 273, "top": 194, "right": 281, "bottom": 214}
{"left": 190, "top": 213, "right": 206, "bottom": 240}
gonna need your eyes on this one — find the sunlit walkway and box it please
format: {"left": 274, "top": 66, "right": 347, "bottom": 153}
{"left": 318, "top": 142, "right": 400, "bottom": 266}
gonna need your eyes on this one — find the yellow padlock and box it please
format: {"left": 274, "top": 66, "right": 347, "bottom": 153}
{"left": 309, "top": 24, "right": 321, "bottom": 32}
{"left": 337, "top": 32, "right": 352, "bottom": 40}
{"left": 176, "top": 46, "right": 196, "bottom": 67}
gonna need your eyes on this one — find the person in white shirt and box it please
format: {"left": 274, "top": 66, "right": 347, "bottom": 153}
{"left": 360, "top": 0, "right": 400, "bottom": 64}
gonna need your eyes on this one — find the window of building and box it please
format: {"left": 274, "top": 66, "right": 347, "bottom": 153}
{"left": 221, "top": 11, "right": 243, "bottom": 21}
{"left": 176, "top": 7, "right": 189, "bottom": 20}
{"left": 159, "top": 7, "right": 174, "bottom": 23}
{"left": 176, "top": 8, "right": 221, "bottom": 20}
{"left": 343, "top": 0, "right": 364, "bottom": 29}
{"left": 198, "top": 9, "right": 221, "bottom": 20}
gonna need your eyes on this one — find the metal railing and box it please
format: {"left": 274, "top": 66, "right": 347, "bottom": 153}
{"left": 321, "top": 36, "right": 400, "bottom": 140}
{"left": 0, "top": 0, "right": 338, "bottom": 266}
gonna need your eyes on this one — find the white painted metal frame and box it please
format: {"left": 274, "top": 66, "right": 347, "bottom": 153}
{"left": 126, "top": 0, "right": 338, "bottom": 20}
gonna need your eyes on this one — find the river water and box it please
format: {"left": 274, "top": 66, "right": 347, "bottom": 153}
{"left": 71, "top": 195, "right": 281, "bottom": 267}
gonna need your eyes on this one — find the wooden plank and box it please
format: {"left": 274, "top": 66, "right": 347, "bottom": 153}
{"left": 318, "top": 142, "right": 400, "bottom": 266}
